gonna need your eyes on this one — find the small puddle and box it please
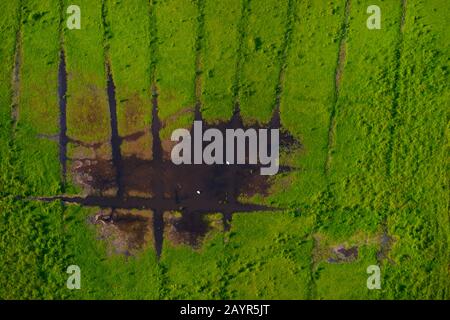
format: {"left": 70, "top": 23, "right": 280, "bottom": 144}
{"left": 327, "top": 245, "right": 358, "bottom": 263}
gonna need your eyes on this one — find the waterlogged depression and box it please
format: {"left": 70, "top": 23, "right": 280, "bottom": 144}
{"left": 39, "top": 52, "right": 301, "bottom": 257}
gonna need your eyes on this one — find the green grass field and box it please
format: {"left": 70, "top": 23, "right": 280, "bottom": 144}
{"left": 0, "top": 0, "right": 448, "bottom": 300}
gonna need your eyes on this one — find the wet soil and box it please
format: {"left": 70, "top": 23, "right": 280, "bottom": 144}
{"left": 92, "top": 209, "right": 152, "bottom": 256}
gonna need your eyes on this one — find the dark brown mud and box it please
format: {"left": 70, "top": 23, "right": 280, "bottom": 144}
{"left": 335, "top": 245, "right": 358, "bottom": 260}
{"left": 164, "top": 211, "right": 223, "bottom": 248}
{"left": 58, "top": 50, "right": 68, "bottom": 184}
{"left": 326, "top": 245, "right": 358, "bottom": 264}
{"left": 92, "top": 209, "right": 152, "bottom": 255}
{"left": 150, "top": 85, "right": 165, "bottom": 256}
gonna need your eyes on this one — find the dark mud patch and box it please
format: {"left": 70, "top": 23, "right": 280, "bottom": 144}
{"left": 327, "top": 245, "right": 358, "bottom": 263}
{"left": 72, "top": 159, "right": 116, "bottom": 196}
{"left": 165, "top": 212, "right": 223, "bottom": 249}
{"left": 58, "top": 49, "right": 68, "bottom": 184}
{"left": 91, "top": 209, "right": 152, "bottom": 256}
{"left": 312, "top": 235, "right": 359, "bottom": 266}
{"left": 106, "top": 62, "right": 124, "bottom": 197}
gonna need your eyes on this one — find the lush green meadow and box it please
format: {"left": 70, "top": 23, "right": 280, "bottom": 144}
{"left": 154, "top": 0, "right": 197, "bottom": 140}
{"left": 107, "top": 0, "right": 153, "bottom": 160}
{"left": 0, "top": 0, "right": 68, "bottom": 299}
{"left": 239, "top": 0, "right": 291, "bottom": 124}
{"left": 0, "top": 0, "right": 448, "bottom": 300}
{"left": 64, "top": 0, "right": 111, "bottom": 146}
{"left": 201, "top": 0, "right": 241, "bottom": 122}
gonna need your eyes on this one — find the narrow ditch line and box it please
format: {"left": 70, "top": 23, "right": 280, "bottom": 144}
{"left": 32, "top": 195, "right": 276, "bottom": 218}
{"left": 221, "top": 107, "right": 244, "bottom": 231}
{"left": 2, "top": 1, "right": 24, "bottom": 192}
{"left": 106, "top": 63, "right": 124, "bottom": 198}
{"left": 271, "top": 0, "right": 297, "bottom": 129}
{"left": 151, "top": 84, "right": 165, "bottom": 258}
{"left": 306, "top": 236, "right": 318, "bottom": 299}
{"left": 58, "top": 0, "right": 68, "bottom": 187}
{"left": 11, "top": 1, "right": 23, "bottom": 131}
{"left": 221, "top": 0, "right": 251, "bottom": 230}
{"left": 58, "top": 49, "right": 68, "bottom": 186}
{"left": 194, "top": 0, "right": 205, "bottom": 121}
{"left": 232, "top": 0, "right": 251, "bottom": 109}
{"left": 324, "top": 0, "right": 351, "bottom": 175}
{"left": 101, "top": 0, "right": 124, "bottom": 198}
{"left": 148, "top": 0, "right": 165, "bottom": 259}
{"left": 306, "top": 237, "right": 318, "bottom": 300}
{"left": 312, "top": 0, "right": 351, "bottom": 300}
{"left": 196, "top": 0, "right": 244, "bottom": 231}
{"left": 218, "top": 0, "right": 251, "bottom": 294}
{"left": 56, "top": 0, "right": 71, "bottom": 259}
{"left": 153, "top": 209, "right": 164, "bottom": 259}
{"left": 148, "top": 0, "right": 162, "bottom": 166}
{"left": 376, "top": 221, "right": 395, "bottom": 265}
{"left": 148, "top": 0, "right": 158, "bottom": 86}
{"left": 400, "top": 0, "right": 407, "bottom": 33}
{"left": 377, "top": 0, "right": 407, "bottom": 275}
{"left": 151, "top": 85, "right": 163, "bottom": 163}
{"left": 386, "top": 0, "right": 407, "bottom": 177}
